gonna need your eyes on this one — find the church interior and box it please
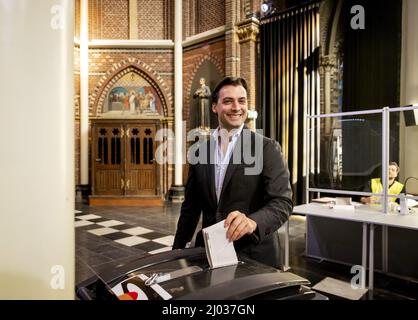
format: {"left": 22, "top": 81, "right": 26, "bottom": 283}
{"left": 1, "top": 0, "right": 418, "bottom": 300}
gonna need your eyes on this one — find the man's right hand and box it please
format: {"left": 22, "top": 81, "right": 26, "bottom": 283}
{"left": 224, "top": 211, "right": 257, "bottom": 242}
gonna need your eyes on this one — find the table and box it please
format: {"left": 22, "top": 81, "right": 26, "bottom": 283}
{"left": 293, "top": 203, "right": 418, "bottom": 290}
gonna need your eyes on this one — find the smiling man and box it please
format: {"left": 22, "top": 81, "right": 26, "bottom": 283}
{"left": 173, "top": 77, "right": 293, "bottom": 268}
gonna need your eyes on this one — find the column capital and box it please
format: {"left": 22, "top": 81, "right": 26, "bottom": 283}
{"left": 320, "top": 55, "right": 338, "bottom": 73}
{"left": 236, "top": 18, "right": 260, "bottom": 43}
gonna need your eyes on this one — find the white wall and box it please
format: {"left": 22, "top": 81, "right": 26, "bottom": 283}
{"left": 0, "top": 0, "right": 75, "bottom": 299}
{"left": 400, "top": 0, "right": 418, "bottom": 194}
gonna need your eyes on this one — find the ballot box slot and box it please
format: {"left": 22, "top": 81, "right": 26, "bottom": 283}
{"left": 145, "top": 265, "right": 204, "bottom": 286}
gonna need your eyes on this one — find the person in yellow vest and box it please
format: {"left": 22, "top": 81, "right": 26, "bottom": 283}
{"left": 360, "top": 162, "right": 405, "bottom": 204}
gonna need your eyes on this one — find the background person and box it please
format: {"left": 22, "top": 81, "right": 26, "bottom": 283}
{"left": 360, "top": 161, "right": 405, "bottom": 204}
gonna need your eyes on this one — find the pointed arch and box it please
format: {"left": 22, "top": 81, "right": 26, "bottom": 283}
{"left": 183, "top": 53, "right": 224, "bottom": 122}
{"left": 90, "top": 58, "right": 173, "bottom": 117}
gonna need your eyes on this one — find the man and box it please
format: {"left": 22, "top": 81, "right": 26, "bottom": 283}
{"left": 173, "top": 77, "right": 293, "bottom": 268}
{"left": 360, "top": 162, "right": 405, "bottom": 204}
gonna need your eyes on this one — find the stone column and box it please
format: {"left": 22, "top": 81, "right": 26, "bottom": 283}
{"left": 225, "top": 0, "right": 241, "bottom": 76}
{"left": 237, "top": 18, "right": 259, "bottom": 130}
{"left": 79, "top": 0, "right": 89, "bottom": 198}
{"left": 319, "top": 55, "right": 337, "bottom": 136}
{"left": 169, "top": 0, "right": 185, "bottom": 202}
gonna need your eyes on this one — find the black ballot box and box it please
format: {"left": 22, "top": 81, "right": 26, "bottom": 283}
{"left": 76, "top": 247, "right": 327, "bottom": 300}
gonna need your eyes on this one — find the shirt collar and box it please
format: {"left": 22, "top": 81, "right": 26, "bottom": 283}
{"left": 212, "top": 123, "right": 245, "bottom": 141}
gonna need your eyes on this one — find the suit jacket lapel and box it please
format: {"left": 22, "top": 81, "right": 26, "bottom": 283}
{"left": 206, "top": 138, "right": 217, "bottom": 207}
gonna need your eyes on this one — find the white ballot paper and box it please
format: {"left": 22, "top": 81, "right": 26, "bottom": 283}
{"left": 202, "top": 220, "right": 239, "bottom": 269}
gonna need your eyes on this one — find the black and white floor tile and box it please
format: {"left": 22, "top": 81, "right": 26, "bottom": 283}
{"left": 75, "top": 211, "right": 174, "bottom": 255}
{"left": 74, "top": 205, "right": 418, "bottom": 299}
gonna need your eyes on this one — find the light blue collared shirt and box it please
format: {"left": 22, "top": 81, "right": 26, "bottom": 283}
{"left": 212, "top": 124, "right": 245, "bottom": 203}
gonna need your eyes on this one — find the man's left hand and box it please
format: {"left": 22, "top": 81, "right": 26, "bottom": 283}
{"left": 224, "top": 211, "right": 257, "bottom": 242}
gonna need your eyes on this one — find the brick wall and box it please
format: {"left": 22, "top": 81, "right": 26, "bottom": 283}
{"left": 77, "top": 0, "right": 129, "bottom": 39}
{"left": 183, "top": 0, "right": 226, "bottom": 38}
{"left": 102, "top": 0, "right": 129, "bottom": 39}
{"left": 73, "top": 0, "right": 258, "bottom": 189}
{"left": 138, "top": 0, "right": 165, "bottom": 39}
{"left": 77, "top": 0, "right": 227, "bottom": 41}
{"left": 75, "top": 0, "right": 173, "bottom": 40}
{"left": 182, "top": 0, "right": 192, "bottom": 39}
{"left": 164, "top": 0, "right": 174, "bottom": 40}
{"left": 86, "top": 49, "right": 173, "bottom": 115}
{"left": 75, "top": 0, "right": 80, "bottom": 38}
{"left": 239, "top": 38, "right": 257, "bottom": 111}
{"left": 251, "top": 0, "right": 263, "bottom": 15}
{"left": 198, "top": 0, "right": 225, "bottom": 33}
{"left": 74, "top": 49, "right": 174, "bottom": 184}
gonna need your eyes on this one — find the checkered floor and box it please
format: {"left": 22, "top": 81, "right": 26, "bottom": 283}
{"left": 75, "top": 211, "right": 174, "bottom": 255}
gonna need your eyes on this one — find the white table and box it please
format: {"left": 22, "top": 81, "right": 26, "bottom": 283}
{"left": 293, "top": 203, "right": 418, "bottom": 290}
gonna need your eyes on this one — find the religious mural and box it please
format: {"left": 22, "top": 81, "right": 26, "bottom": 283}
{"left": 103, "top": 72, "right": 162, "bottom": 116}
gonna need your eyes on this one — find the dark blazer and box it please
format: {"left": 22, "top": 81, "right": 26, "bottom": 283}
{"left": 173, "top": 126, "right": 293, "bottom": 268}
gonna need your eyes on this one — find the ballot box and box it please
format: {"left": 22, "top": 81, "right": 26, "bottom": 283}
{"left": 76, "top": 247, "right": 327, "bottom": 300}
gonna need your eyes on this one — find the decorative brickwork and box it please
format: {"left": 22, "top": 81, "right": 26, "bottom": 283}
{"left": 138, "top": 0, "right": 165, "bottom": 39}
{"left": 78, "top": 0, "right": 174, "bottom": 40}
{"left": 88, "top": 0, "right": 102, "bottom": 39}
{"left": 165, "top": 0, "right": 174, "bottom": 39}
{"left": 90, "top": 58, "right": 173, "bottom": 117}
{"left": 197, "top": 0, "right": 225, "bottom": 33}
{"left": 102, "top": 0, "right": 129, "bottom": 39}
{"left": 74, "top": 49, "right": 174, "bottom": 115}
{"left": 74, "top": 49, "right": 175, "bottom": 187}
{"left": 183, "top": 0, "right": 194, "bottom": 39}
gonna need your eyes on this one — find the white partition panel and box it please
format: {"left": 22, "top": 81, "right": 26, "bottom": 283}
{"left": 0, "top": 0, "right": 75, "bottom": 299}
